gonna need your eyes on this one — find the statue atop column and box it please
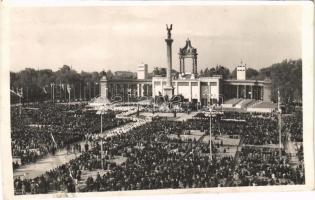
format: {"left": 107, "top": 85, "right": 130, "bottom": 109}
{"left": 166, "top": 24, "right": 172, "bottom": 39}
{"left": 164, "top": 24, "right": 174, "bottom": 97}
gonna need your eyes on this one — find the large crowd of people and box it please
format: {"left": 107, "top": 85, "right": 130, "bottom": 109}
{"left": 231, "top": 146, "right": 304, "bottom": 186}
{"left": 13, "top": 108, "right": 305, "bottom": 194}
{"left": 11, "top": 103, "right": 131, "bottom": 169}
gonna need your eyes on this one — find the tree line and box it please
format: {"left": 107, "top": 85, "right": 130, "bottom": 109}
{"left": 10, "top": 65, "right": 112, "bottom": 103}
{"left": 198, "top": 59, "right": 302, "bottom": 103}
{"left": 10, "top": 59, "right": 302, "bottom": 104}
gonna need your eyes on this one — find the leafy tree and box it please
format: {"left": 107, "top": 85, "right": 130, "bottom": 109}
{"left": 153, "top": 67, "right": 167, "bottom": 77}
{"left": 203, "top": 68, "right": 210, "bottom": 77}
{"left": 263, "top": 59, "right": 302, "bottom": 103}
{"left": 246, "top": 68, "right": 259, "bottom": 79}
{"left": 106, "top": 70, "right": 114, "bottom": 80}
{"left": 202, "top": 65, "right": 230, "bottom": 78}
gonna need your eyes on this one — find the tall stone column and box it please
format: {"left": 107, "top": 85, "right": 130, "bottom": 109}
{"left": 164, "top": 24, "right": 174, "bottom": 98}
{"left": 100, "top": 74, "right": 108, "bottom": 99}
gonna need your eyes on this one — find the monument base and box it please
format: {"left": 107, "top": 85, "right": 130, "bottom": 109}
{"left": 163, "top": 86, "right": 174, "bottom": 98}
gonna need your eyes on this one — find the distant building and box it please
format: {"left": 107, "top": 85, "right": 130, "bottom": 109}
{"left": 99, "top": 25, "right": 273, "bottom": 107}
{"left": 237, "top": 65, "right": 246, "bottom": 80}
{"left": 114, "top": 71, "right": 136, "bottom": 79}
{"left": 137, "top": 64, "right": 148, "bottom": 79}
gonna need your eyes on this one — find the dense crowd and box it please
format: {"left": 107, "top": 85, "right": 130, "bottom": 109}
{"left": 14, "top": 109, "right": 305, "bottom": 194}
{"left": 231, "top": 146, "right": 304, "bottom": 186}
{"left": 282, "top": 112, "right": 303, "bottom": 142}
{"left": 11, "top": 103, "right": 131, "bottom": 168}
{"left": 186, "top": 111, "right": 283, "bottom": 145}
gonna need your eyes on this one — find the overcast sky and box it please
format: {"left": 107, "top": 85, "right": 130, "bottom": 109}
{"left": 10, "top": 5, "right": 302, "bottom": 73}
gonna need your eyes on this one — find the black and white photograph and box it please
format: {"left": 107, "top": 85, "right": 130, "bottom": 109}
{"left": 0, "top": 1, "right": 314, "bottom": 199}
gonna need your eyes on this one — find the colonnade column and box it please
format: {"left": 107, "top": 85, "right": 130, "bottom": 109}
{"left": 137, "top": 84, "right": 140, "bottom": 97}
{"left": 142, "top": 84, "right": 145, "bottom": 96}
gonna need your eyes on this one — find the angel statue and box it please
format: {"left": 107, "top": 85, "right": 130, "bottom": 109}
{"left": 166, "top": 24, "right": 173, "bottom": 38}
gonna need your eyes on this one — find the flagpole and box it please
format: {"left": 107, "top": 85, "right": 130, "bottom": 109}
{"left": 26, "top": 87, "right": 29, "bottom": 105}
{"left": 278, "top": 89, "right": 282, "bottom": 158}
{"left": 59, "top": 83, "right": 61, "bottom": 101}
{"left": 89, "top": 82, "right": 91, "bottom": 100}
{"left": 101, "top": 112, "right": 103, "bottom": 134}
{"left": 19, "top": 93, "right": 22, "bottom": 116}
{"left": 209, "top": 106, "right": 212, "bottom": 161}
{"left": 80, "top": 83, "right": 82, "bottom": 101}
{"left": 69, "top": 89, "right": 71, "bottom": 104}
{"left": 100, "top": 109, "right": 105, "bottom": 168}
{"left": 50, "top": 84, "right": 52, "bottom": 101}
{"left": 93, "top": 82, "right": 96, "bottom": 98}
{"left": 101, "top": 138, "right": 104, "bottom": 170}
{"left": 52, "top": 83, "right": 55, "bottom": 102}
{"left": 64, "top": 84, "right": 66, "bottom": 102}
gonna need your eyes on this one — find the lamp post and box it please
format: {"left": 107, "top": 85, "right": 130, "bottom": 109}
{"left": 93, "top": 82, "right": 96, "bottom": 98}
{"left": 101, "top": 137, "right": 104, "bottom": 170}
{"left": 19, "top": 90, "right": 22, "bottom": 116}
{"left": 99, "top": 107, "right": 105, "bottom": 170}
{"left": 79, "top": 83, "right": 82, "bottom": 101}
{"left": 278, "top": 89, "right": 282, "bottom": 158}
{"left": 89, "top": 82, "right": 91, "bottom": 100}
{"left": 209, "top": 106, "right": 213, "bottom": 161}
{"left": 50, "top": 83, "right": 55, "bottom": 102}
{"left": 95, "top": 82, "right": 99, "bottom": 98}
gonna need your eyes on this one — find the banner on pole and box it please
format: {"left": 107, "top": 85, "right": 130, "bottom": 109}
{"left": 67, "top": 84, "right": 71, "bottom": 94}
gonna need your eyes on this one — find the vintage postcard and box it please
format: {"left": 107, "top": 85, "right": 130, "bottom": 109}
{"left": 0, "top": 1, "right": 314, "bottom": 200}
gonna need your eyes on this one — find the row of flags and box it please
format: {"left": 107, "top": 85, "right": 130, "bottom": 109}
{"left": 42, "top": 84, "right": 72, "bottom": 94}
{"left": 42, "top": 83, "right": 97, "bottom": 95}
{"left": 11, "top": 84, "right": 72, "bottom": 96}
{"left": 10, "top": 88, "right": 23, "bottom": 97}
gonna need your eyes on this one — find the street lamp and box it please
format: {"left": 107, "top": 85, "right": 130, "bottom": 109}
{"left": 208, "top": 106, "right": 213, "bottom": 161}
{"left": 98, "top": 106, "right": 106, "bottom": 170}
{"left": 50, "top": 83, "right": 55, "bottom": 102}
{"left": 19, "top": 88, "right": 23, "bottom": 116}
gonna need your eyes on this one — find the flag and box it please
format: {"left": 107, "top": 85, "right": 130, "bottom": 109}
{"left": 67, "top": 84, "right": 71, "bottom": 94}
{"left": 42, "top": 87, "right": 47, "bottom": 94}
{"left": 50, "top": 132, "right": 57, "bottom": 147}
